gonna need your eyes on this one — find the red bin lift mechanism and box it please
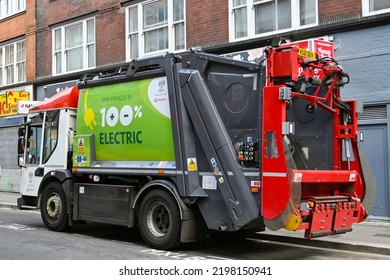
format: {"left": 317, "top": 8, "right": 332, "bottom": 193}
{"left": 17, "top": 43, "right": 376, "bottom": 249}
{"left": 262, "top": 45, "right": 371, "bottom": 238}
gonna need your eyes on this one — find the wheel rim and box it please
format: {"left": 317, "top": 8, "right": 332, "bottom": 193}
{"left": 146, "top": 202, "right": 170, "bottom": 238}
{"left": 46, "top": 193, "right": 62, "bottom": 219}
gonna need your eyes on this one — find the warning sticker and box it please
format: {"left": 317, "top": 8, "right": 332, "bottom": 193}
{"left": 210, "top": 157, "right": 217, "bottom": 167}
{"left": 294, "top": 172, "right": 303, "bottom": 183}
{"left": 78, "top": 138, "right": 85, "bottom": 154}
{"left": 187, "top": 158, "right": 198, "bottom": 171}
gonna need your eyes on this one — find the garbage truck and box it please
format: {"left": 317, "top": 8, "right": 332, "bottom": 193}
{"left": 17, "top": 43, "right": 375, "bottom": 249}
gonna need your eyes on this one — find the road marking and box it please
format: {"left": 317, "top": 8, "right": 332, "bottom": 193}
{"left": 0, "top": 223, "right": 36, "bottom": 231}
{"left": 140, "top": 249, "right": 231, "bottom": 260}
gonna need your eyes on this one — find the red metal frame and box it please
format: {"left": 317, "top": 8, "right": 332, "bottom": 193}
{"left": 261, "top": 85, "right": 290, "bottom": 220}
{"left": 261, "top": 45, "right": 367, "bottom": 238}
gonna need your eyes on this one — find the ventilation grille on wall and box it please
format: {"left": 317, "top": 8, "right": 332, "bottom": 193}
{"left": 359, "top": 105, "right": 387, "bottom": 121}
{"left": 320, "top": 12, "right": 361, "bottom": 25}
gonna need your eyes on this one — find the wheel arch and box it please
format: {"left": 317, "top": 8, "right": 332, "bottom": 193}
{"left": 133, "top": 179, "right": 192, "bottom": 220}
{"left": 37, "top": 170, "right": 73, "bottom": 213}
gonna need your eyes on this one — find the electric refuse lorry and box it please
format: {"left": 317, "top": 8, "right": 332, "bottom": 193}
{"left": 17, "top": 44, "right": 375, "bottom": 249}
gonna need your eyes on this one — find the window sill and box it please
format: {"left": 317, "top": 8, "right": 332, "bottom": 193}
{"left": 0, "top": 10, "right": 27, "bottom": 23}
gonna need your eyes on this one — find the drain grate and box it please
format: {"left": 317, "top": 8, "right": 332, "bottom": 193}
{"left": 374, "top": 234, "right": 390, "bottom": 238}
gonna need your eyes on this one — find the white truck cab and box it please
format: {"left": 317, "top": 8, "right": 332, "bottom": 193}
{"left": 18, "top": 91, "right": 77, "bottom": 209}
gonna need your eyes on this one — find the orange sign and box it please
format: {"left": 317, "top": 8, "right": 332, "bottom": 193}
{"left": 0, "top": 91, "right": 30, "bottom": 117}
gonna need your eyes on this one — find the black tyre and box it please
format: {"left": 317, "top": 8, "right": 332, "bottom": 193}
{"left": 138, "top": 189, "right": 181, "bottom": 249}
{"left": 40, "top": 181, "right": 70, "bottom": 231}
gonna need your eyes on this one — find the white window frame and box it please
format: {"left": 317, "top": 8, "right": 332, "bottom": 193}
{"left": 125, "top": 0, "right": 186, "bottom": 61}
{"left": 362, "top": 0, "right": 390, "bottom": 16}
{"left": 52, "top": 18, "right": 96, "bottom": 75}
{"left": 0, "top": 39, "right": 26, "bottom": 86}
{"left": 229, "top": 0, "right": 318, "bottom": 42}
{"left": 0, "top": 0, "right": 25, "bottom": 19}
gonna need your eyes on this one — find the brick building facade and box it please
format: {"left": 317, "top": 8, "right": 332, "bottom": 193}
{"left": 36, "top": 0, "right": 125, "bottom": 80}
{"left": 0, "top": 1, "right": 388, "bottom": 103}
{"left": 0, "top": 0, "right": 36, "bottom": 192}
{"left": 32, "top": 1, "right": 390, "bottom": 102}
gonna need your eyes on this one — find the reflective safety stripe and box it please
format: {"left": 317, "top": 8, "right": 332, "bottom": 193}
{"left": 262, "top": 172, "right": 287, "bottom": 177}
{"left": 243, "top": 172, "right": 259, "bottom": 177}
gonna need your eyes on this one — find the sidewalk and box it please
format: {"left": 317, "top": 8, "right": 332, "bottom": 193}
{"left": 0, "top": 191, "right": 19, "bottom": 210}
{"left": 254, "top": 220, "right": 390, "bottom": 256}
{"left": 1, "top": 191, "right": 390, "bottom": 256}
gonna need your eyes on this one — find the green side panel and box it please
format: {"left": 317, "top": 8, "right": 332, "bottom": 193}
{"left": 76, "top": 77, "right": 175, "bottom": 161}
{"left": 73, "top": 134, "right": 95, "bottom": 167}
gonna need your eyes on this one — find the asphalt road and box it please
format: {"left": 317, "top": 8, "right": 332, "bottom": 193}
{"left": 1, "top": 207, "right": 390, "bottom": 260}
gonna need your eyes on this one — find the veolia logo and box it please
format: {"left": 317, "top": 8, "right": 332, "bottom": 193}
{"left": 148, "top": 77, "right": 171, "bottom": 118}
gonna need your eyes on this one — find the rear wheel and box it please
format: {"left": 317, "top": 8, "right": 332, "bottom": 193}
{"left": 138, "top": 189, "right": 181, "bottom": 249}
{"left": 40, "top": 182, "right": 70, "bottom": 231}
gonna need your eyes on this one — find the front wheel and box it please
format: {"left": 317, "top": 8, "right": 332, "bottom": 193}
{"left": 138, "top": 189, "right": 181, "bottom": 249}
{"left": 40, "top": 181, "right": 70, "bottom": 231}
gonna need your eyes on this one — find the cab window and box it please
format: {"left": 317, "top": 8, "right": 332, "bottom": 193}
{"left": 42, "top": 110, "right": 60, "bottom": 163}
{"left": 26, "top": 114, "right": 43, "bottom": 165}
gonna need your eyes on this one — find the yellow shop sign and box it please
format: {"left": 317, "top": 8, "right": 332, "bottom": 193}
{"left": 0, "top": 91, "right": 29, "bottom": 117}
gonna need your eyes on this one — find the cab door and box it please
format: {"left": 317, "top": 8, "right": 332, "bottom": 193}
{"left": 19, "top": 110, "right": 71, "bottom": 207}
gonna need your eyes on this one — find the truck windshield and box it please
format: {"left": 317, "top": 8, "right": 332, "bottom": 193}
{"left": 26, "top": 114, "right": 43, "bottom": 165}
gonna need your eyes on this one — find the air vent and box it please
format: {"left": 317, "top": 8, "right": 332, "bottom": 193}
{"left": 359, "top": 105, "right": 387, "bottom": 121}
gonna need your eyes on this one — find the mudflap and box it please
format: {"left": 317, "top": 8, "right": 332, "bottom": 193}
{"left": 302, "top": 196, "right": 367, "bottom": 238}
